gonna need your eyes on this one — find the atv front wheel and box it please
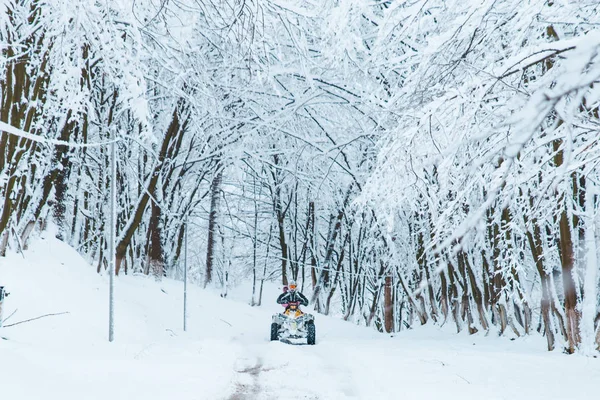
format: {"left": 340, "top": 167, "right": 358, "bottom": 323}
{"left": 270, "top": 323, "right": 279, "bottom": 341}
{"left": 307, "top": 322, "right": 316, "bottom": 345}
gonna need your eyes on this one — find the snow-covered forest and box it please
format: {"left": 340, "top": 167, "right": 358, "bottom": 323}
{"left": 1, "top": 0, "right": 600, "bottom": 355}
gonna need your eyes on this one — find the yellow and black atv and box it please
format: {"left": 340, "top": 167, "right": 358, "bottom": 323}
{"left": 270, "top": 301, "right": 316, "bottom": 345}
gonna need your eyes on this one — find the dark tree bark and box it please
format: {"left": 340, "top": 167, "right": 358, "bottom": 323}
{"left": 0, "top": 19, "right": 50, "bottom": 254}
{"left": 559, "top": 201, "right": 580, "bottom": 352}
{"left": 325, "top": 232, "right": 349, "bottom": 315}
{"left": 553, "top": 140, "right": 581, "bottom": 353}
{"left": 417, "top": 220, "right": 438, "bottom": 322}
{"left": 204, "top": 163, "right": 223, "bottom": 287}
{"left": 147, "top": 195, "right": 164, "bottom": 279}
{"left": 462, "top": 252, "right": 488, "bottom": 331}
{"left": 384, "top": 275, "right": 394, "bottom": 333}
{"left": 269, "top": 154, "right": 289, "bottom": 286}
{"left": 309, "top": 202, "right": 317, "bottom": 289}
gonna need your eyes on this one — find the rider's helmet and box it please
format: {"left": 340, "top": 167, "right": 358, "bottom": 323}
{"left": 288, "top": 280, "right": 297, "bottom": 292}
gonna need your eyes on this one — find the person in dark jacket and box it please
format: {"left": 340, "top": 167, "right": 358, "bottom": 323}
{"left": 276, "top": 280, "right": 308, "bottom": 315}
{"left": 279, "top": 285, "right": 289, "bottom": 308}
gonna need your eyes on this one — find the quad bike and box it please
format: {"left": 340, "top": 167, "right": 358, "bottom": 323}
{"left": 271, "top": 301, "right": 316, "bottom": 345}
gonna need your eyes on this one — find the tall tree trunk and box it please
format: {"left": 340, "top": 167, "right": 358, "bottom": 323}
{"left": 488, "top": 208, "right": 508, "bottom": 334}
{"left": 417, "top": 223, "right": 438, "bottom": 322}
{"left": 308, "top": 201, "right": 317, "bottom": 289}
{"left": 525, "top": 216, "right": 556, "bottom": 350}
{"left": 251, "top": 177, "right": 259, "bottom": 306}
{"left": 384, "top": 275, "right": 394, "bottom": 333}
{"left": 559, "top": 204, "right": 580, "bottom": 353}
{"left": 312, "top": 185, "right": 354, "bottom": 312}
{"left": 204, "top": 163, "right": 223, "bottom": 288}
{"left": 325, "top": 232, "right": 349, "bottom": 315}
{"left": 447, "top": 262, "right": 462, "bottom": 333}
{"left": 147, "top": 195, "right": 164, "bottom": 280}
{"left": 270, "top": 155, "right": 288, "bottom": 286}
{"left": 397, "top": 268, "right": 428, "bottom": 326}
{"left": 464, "top": 252, "right": 489, "bottom": 331}
{"left": 52, "top": 113, "right": 76, "bottom": 240}
{"left": 554, "top": 140, "right": 581, "bottom": 353}
{"left": 439, "top": 267, "right": 449, "bottom": 322}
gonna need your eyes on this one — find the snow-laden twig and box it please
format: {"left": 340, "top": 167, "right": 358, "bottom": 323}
{"left": 0, "top": 308, "right": 18, "bottom": 325}
{"left": 0, "top": 121, "right": 120, "bottom": 148}
{"left": 2, "top": 312, "right": 70, "bottom": 328}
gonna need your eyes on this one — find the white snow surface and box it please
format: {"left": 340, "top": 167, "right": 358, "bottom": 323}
{"left": 1, "top": 236, "right": 598, "bottom": 400}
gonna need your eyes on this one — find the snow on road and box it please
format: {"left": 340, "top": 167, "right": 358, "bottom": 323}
{"left": 1, "top": 236, "right": 598, "bottom": 400}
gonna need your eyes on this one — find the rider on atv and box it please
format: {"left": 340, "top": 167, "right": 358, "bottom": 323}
{"left": 276, "top": 280, "right": 308, "bottom": 317}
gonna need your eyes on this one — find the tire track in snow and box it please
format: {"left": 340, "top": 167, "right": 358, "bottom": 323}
{"left": 228, "top": 335, "right": 357, "bottom": 399}
{"left": 228, "top": 357, "right": 263, "bottom": 400}
{"left": 221, "top": 303, "right": 370, "bottom": 399}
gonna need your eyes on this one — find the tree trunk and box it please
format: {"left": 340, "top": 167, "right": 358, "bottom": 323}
{"left": 309, "top": 201, "right": 317, "bottom": 289}
{"left": 397, "top": 269, "right": 428, "bottom": 326}
{"left": 439, "top": 268, "right": 449, "bottom": 322}
{"left": 147, "top": 196, "right": 164, "bottom": 280}
{"left": 325, "top": 233, "right": 348, "bottom": 315}
{"left": 554, "top": 140, "right": 581, "bottom": 353}
{"left": 52, "top": 114, "right": 76, "bottom": 241}
{"left": 522, "top": 184, "right": 556, "bottom": 350}
{"left": 384, "top": 275, "right": 394, "bottom": 333}
{"left": 417, "top": 226, "right": 438, "bottom": 322}
{"left": 312, "top": 185, "right": 354, "bottom": 312}
{"left": 559, "top": 205, "right": 581, "bottom": 353}
{"left": 251, "top": 178, "right": 259, "bottom": 306}
{"left": 204, "top": 164, "right": 223, "bottom": 288}
{"left": 464, "top": 252, "right": 488, "bottom": 331}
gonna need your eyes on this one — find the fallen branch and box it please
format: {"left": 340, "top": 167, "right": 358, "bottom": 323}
{"left": 2, "top": 312, "right": 70, "bottom": 328}
{"left": 1, "top": 308, "right": 18, "bottom": 325}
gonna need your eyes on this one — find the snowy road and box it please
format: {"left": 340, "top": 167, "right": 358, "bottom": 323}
{"left": 1, "top": 237, "right": 599, "bottom": 400}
